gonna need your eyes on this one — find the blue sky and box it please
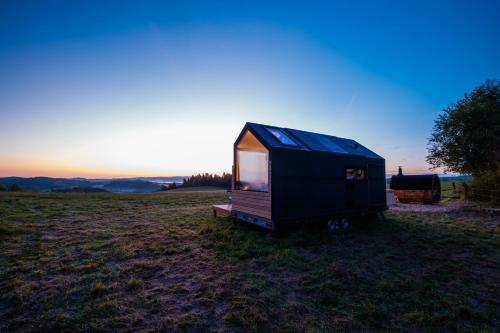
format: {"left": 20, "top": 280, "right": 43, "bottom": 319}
{"left": 1, "top": 0, "right": 499, "bottom": 177}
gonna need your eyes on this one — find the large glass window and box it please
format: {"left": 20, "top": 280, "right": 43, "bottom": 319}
{"left": 265, "top": 127, "right": 298, "bottom": 146}
{"left": 236, "top": 130, "right": 269, "bottom": 192}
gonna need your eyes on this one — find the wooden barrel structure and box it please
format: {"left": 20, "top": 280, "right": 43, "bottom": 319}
{"left": 390, "top": 174, "right": 441, "bottom": 204}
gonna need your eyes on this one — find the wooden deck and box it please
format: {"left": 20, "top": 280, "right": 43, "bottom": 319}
{"left": 212, "top": 204, "right": 232, "bottom": 217}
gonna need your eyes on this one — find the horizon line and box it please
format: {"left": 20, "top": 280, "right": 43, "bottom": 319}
{"left": 0, "top": 172, "right": 468, "bottom": 180}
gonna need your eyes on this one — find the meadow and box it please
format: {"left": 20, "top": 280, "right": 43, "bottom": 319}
{"left": 0, "top": 186, "right": 498, "bottom": 332}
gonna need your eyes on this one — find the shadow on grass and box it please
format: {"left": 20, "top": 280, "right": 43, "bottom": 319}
{"left": 202, "top": 209, "right": 499, "bottom": 332}
{"left": 1, "top": 192, "right": 498, "bottom": 332}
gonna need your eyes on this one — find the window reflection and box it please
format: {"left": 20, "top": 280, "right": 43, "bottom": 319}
{"left": 265, "top": 127, "right": 298, "bottom": 146}
{"left": 346, "top": 168, "right": 365, "bottom": 180}
{"left": 236, "top": 150, "right": 268, "bottom": 191}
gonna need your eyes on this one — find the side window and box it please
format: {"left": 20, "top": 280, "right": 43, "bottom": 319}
{"left": 346, "top": 168, "right": 365, "bottom": 180}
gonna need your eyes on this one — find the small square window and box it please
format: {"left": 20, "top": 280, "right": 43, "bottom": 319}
{"left": 346, "top": 168, "right": 365, "bottom": 180}
{"left": 265, "top": 127, "right": 298, "bottom": 146}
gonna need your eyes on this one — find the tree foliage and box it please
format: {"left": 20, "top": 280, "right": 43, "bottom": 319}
{"left": 160, "top": 182, "right": 178, "bottom": 191}
{"left": 182, "top": 173, "right": 231, "bottom": 188}
{"left": 426, "top": 79, "right": 500, "bottom": 175}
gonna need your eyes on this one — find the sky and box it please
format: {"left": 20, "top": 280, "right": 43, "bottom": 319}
{"left": 1, "top": 0, "right": 499, "bottom": 178}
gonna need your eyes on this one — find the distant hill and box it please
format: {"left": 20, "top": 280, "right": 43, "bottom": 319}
{"left": 103, "top": 180, "right": 162, "bottom": 193}
{"left": 439, "top": 175, "right": 471, "bottom": 181}
{"left": 132, "top": 176, "right": 186, "bottom": 184}
{"left": 1, "top": 174, "right": 471, "bottom": 193}
{"left": 0, "top": 177, "right": 94, "bottom": 191}
{"left": 52, "top": 187, "right": 109, "bottom": 193}
{"left": 385, "top": 174, "right": 471, "bottom": 183}
{"left": 0, "top": 176, "right": 187, "bottom": 193}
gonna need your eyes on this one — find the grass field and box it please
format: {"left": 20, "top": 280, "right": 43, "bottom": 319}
{"left": 168, "top": 186, "right": 228, "bottom": 192}
{"left": 0, "top": 188, "right": 499, "bottom": 332}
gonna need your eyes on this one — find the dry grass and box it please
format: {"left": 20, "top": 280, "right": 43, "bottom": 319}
{"left": 0, "top": 189, "right": 499, "bottom": 332}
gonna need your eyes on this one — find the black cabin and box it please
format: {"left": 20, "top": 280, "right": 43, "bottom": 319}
{"left": 231, "top": 122, "right": 387, "bottom": 230}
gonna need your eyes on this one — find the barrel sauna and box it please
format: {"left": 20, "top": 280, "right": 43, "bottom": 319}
{"left": 390, "top": 168, "right": 441, "bottom": 204}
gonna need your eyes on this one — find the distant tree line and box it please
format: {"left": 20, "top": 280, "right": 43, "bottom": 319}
{"left": 182, "top": 173, "right": 232, "bottom": 188}
{"left": 160, "top": 183, "right": 178, "bottom": 191}
{"left": 0, "top": 183, "right": 22, "bottom": 192}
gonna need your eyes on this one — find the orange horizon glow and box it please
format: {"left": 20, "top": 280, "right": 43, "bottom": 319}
{"left": 0, "top": 162, "right": 441, "bottom": 179}
{"left": 0, "top": 166, "right": 224, "bottom": 179}
{"left": 1, "top": 119, "right": 440, "bottom": 179}
{"left": 0, "top": 162, "right": 211, "bottom": 179}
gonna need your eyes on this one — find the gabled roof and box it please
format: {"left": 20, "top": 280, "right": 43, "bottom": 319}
{"left": 239, "top": 122, "right": 383, "bottom": 159}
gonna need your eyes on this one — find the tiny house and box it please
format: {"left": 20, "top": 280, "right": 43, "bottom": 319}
{"left": 390, "top": 167, "right": 441, "bottom": 204}
{"left": 231, "top": 122, "right": 387, "bottom": 230}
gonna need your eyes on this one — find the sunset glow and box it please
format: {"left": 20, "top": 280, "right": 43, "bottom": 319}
{"left": 1, "top": 1, "right": 498, "bottom": 178}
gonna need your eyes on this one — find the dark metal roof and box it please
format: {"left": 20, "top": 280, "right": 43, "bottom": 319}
{"left": 242, "top": 122, "right": 383, "bottom": 159}
{"left": 390, "top": 174, "right": 440, "bottom": 190}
